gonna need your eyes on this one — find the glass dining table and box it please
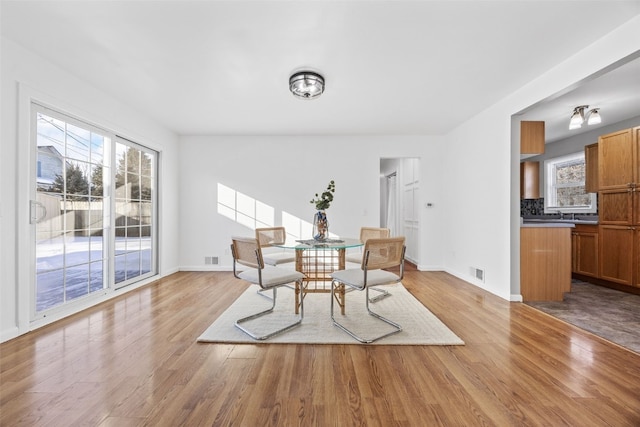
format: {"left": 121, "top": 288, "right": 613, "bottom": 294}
{"left": 273, "top": 238, "right": 363, "bottom": 315}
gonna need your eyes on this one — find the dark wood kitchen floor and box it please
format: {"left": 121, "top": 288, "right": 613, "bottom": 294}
{"left": 526, "top": 280, "right": 640, "bottom": 354}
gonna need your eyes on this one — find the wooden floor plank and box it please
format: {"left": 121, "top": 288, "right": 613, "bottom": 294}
{"left": 1, "top": 270, "right": 640, "bottom": 426}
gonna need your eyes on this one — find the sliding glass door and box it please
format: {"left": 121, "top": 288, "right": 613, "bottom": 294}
{"left": 32, "top": 105, "right": 157, "bottom": 315}
{"left": 113, "top": 141, "right": 156, "bottom": 288}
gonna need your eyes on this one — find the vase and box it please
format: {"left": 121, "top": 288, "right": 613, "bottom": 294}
{"left": 313, "top": 210, "right": 329, "bottom": 241}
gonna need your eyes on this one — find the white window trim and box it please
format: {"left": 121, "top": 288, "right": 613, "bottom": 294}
{"left": 543, "top": 151, "right": 597, "bottom": 214}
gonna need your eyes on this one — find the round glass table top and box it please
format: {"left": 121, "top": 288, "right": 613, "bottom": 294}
{"left": 274, "top": 237, "right": 362, "bottom": 250}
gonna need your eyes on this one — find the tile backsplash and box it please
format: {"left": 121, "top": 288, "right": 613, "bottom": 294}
{"left": 521, "top": 198, "right": 545, "bottom": 216}
{"left": 520, "top": 198, "right": 599, "bottom": 219}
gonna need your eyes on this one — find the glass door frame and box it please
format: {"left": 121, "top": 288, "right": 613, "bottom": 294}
{"left": 27, "top": 102, "right": 158, "bottom": 321}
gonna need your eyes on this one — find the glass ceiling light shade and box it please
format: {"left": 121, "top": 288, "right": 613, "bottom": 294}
{"left": 289, "top": 71, "right": 325, "bottom": 100}
{"left": 587, "top": 108, "right": 601, "bottom": 125}
{"left": 569, "top": 105, "right": 587, "bottom": 130}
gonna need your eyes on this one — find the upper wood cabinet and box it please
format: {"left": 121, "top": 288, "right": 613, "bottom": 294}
{"left": 520, "top": 161, "right": 540, "bottom": 199}
{"left": 598, "top": 128, "right": 634, "bottom": 190}
{"left": 520, "top": 121, "right": 545, "bottom": 154}
{"left": 584, "top": 142, "right": 598, "bottom": 193}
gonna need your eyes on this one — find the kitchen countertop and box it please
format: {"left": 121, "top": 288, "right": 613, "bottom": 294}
{"left": 521, "top": 216, "right": 598, "bottom": 227}
{"left": 521, "top": 221, "right": 576, "bottom": 228}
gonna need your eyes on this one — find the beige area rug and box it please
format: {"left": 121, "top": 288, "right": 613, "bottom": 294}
{"left": 198, "top": 283, "right": 464, "bottom": 345}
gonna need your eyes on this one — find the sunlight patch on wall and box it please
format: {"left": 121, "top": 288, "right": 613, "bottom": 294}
{"left": 217, "top": 183, "right": 274, "bottom": 229}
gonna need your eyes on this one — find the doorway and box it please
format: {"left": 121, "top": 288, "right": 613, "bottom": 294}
{"left": 380, "top": 158, "right": 420, "bottom": 265}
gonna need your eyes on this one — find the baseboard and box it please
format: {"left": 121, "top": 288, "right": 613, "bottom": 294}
{"left": 180, "top": 265, "right": 232, "bottom": 272}
{"left": 1, "top": 326, "right": 21, "bottom": 344}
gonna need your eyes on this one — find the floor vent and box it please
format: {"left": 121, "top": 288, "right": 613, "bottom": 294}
{"left": 205, "top": 256, "right": 219, "bottom": 265}
{"left": 475, "top": 268, "right": 485, "bottom": 282}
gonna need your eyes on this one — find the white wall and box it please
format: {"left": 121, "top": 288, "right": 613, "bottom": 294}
{"left": 178, "top": 135, "right": 445, "bottom": 271}
{"left": 444, "top": 15, "right": 640, "bottom": 301}
{"left": 1, "top": 38, "right": 181, "bottom": 342}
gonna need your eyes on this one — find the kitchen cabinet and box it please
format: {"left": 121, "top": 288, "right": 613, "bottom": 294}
{"left": 521, "top": 225, "right": 572, "bottom": 301}
{"left": 585, "top": 142, "right": 598, "bottom": 193}
{"left": 571, "top": 224, "right": 598, "bottom": 278}
{"left": 520, "top": 161, "right": 540, "bottom": 199}
{"left": 598, "top": 128, "right": 634, "bottom": 191}
{"left": 597, "top": 126, "right": 640, "bottom": 288}
{"left": 599, "top": 225, "right": 637, "bottom": 287}
{"left": 599, "top": 188, "right": 635, "bottom": 224}
{"left": 520, "top": 121, "right": 545, "bottom": 154}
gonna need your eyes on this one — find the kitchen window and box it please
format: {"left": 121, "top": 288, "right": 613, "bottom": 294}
{"left": 544, "top": 151, "right": 597, "bottom": 214}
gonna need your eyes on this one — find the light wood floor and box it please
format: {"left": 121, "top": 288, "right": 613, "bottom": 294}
{"left": 1, "top": 271, "right": 639, "bottom": 426}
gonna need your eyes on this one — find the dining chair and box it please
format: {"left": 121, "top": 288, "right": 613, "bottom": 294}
{"left": 230, "top": 236, "right": 305, "bottom": 340}
{"left": 346, "top": 226, "right": 392, "bottom": 302}
{"left": 255, "top": 226, "right": 296, "bottom": 266}
{"left": 330, "top": 236, "right": 405, "bottom": 343}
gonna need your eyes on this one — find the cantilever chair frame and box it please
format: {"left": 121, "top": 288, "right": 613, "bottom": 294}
{"left": 231, "top": 236, "right": 304, "bottom": 340}
{"left": 254, "top": 226, "right": 296, "bottom": 299}
{"left": 345, "top": 226, "right": 392, "bottom": 303}
{"left": 330, "top": 237, "right": 406, "bottom": 344}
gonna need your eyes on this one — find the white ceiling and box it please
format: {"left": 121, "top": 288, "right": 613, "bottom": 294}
{"left": 2, "top": 1, "right": 639, "bottom": 138}
{"left": 518, "top": 55, "right": 640, "bottom": 143}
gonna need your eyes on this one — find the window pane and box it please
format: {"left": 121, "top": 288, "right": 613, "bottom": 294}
{"left": 65, "top": 263, "right": 89, "bottom": 301}
{"left": 127, "top": 173, "right": 140, "bottom": 199}
{"left": 90, "top": 133, "right": 104, "bottom": 165}
{"left": 556, "top": 186, "right": 591, "bottom": 206}
{"left": 139, "top": 202, "right": 152, "bottom": 225}
{"left": 141, "top": 152, "right": 152, "bottom": 176}
{"left": 114, "top": 254, "right": 127, "bottom": 283}
{"left": 37, "top": 113, "right": 65, "bottom": 156}
{"left": 37, "top": 269, "right": 64, "bottom": 311}
{"left": 65, "top": 232, "right": 90, "bottom": 266}
{"left": 556, "top": 162, "right": 584, "bottom": 184}
{"left": 90, "top": 235, "right": 104, "bottom": 262}
{"left": 64, "top": 160, "right": 91, "bottom": 197}
{"left": 65, "top": 196, "right": 90, "bottom": 230}
{"left": 89, "top": 261, "right": 104, "bottom": 293}
{"left": 140, "top": 176, "right": 152, "bottom": 200}
{"left": 66, "top": 123, "right": 90, "bottom": 162}
{"left": 126, "top": 149, "right": 140, "bottom": 173}
{"left": 89, "top": 198, "right": 104, "bottom": 230}
{"left": 90, "top": 164, "right": 104, "bottom": 197}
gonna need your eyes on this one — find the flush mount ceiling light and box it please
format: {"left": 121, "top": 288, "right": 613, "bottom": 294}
{"left": 289, "top": 71, "right": 325, "bottom": 100}
{"left": 569, "top": 105, "right": 602, "bottom": 130}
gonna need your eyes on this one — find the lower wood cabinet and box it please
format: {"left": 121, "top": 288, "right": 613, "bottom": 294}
{"left": 521, "top": 226, "right": 572, "bottom": 301}
{"left": 571, "top": 225, "right": 598, "bottom": 278}
{"left": 598, "top": 225, "right": 637, "bottom": 287}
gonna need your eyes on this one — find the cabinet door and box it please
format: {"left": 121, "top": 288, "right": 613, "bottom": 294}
{"left": 598, "top": 129, "right": 633, "bottom": 190}
{"left": 520, "top": 161, "right": 540, "bottom": 199}
{"left": 599, "top": 188, "right": 633, "bottom": 224}
{"left": 599, "top": 225, "right": 634, "bottom": 286}
{"left": 574, "top": 232, "right": 599, "bottom": 277}
{"left": 520, "top": 121, "right": 545, "bottom": 154}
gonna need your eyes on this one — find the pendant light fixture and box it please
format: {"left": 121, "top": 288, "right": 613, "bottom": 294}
{"left": 289, "top": 71, "right": 325, "bottom": 100}
{"left": 569, "top": 105, "right": 602, "bottom": 129}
